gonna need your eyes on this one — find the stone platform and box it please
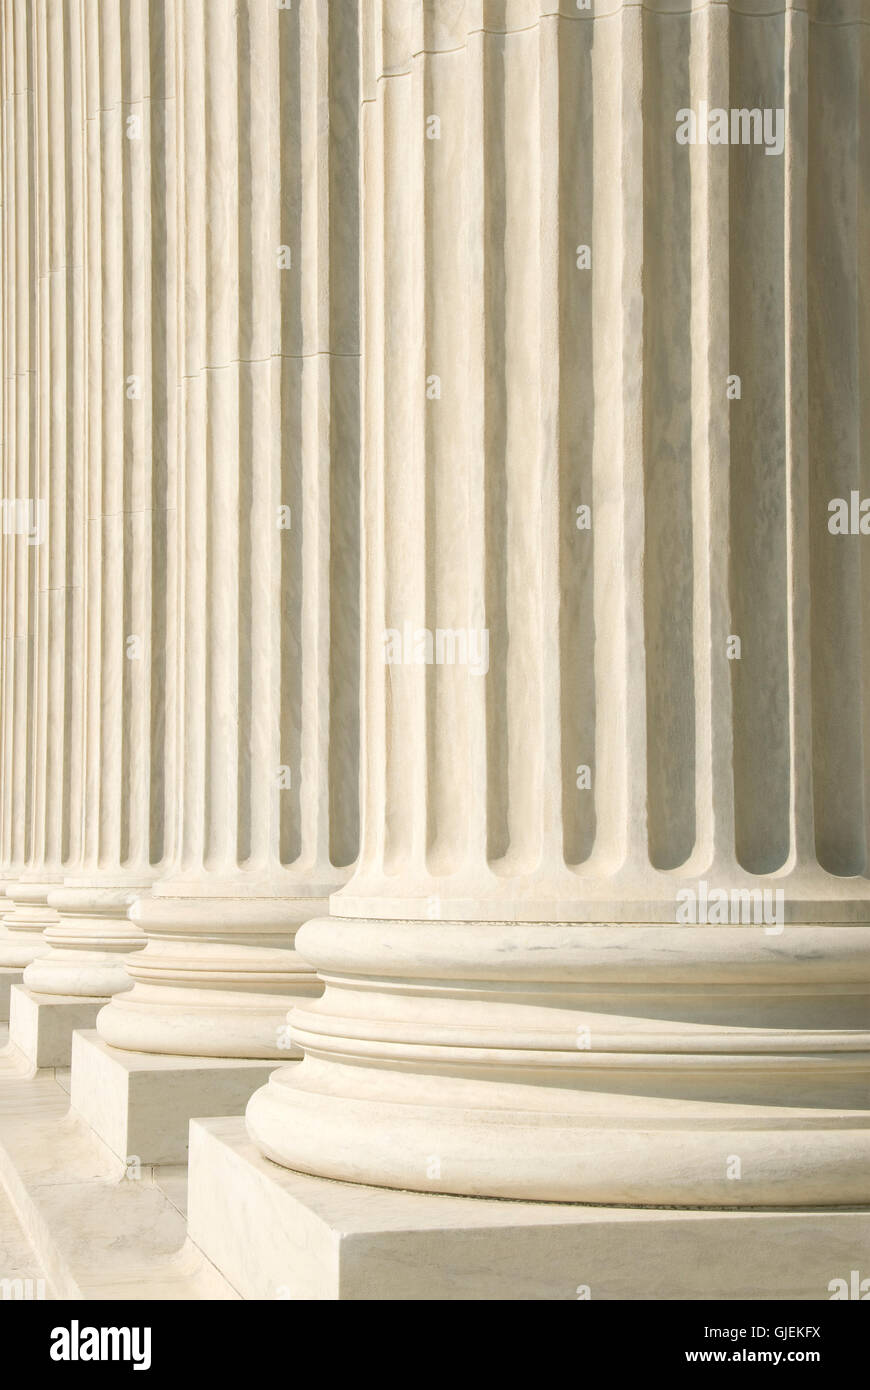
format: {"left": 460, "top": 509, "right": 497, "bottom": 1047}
{"left": 8, "top": 986, "right": 103, "bottom": 1070}
{"left": 0, "top": 969, "right": 23, "bottom": 1023}
{"left": 71, "top": 1030, "right": 279, "bottom": 1166}
{"left": 187, "top": 1117, "right": 870, "bottom": 1301}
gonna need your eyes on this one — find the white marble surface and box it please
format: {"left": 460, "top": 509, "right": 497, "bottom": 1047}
{"left": 71, "top": 1030, "right": 279, "bottom": 1166}
{"left": 8, "top": 987, "right": 104, "bottom": 1071}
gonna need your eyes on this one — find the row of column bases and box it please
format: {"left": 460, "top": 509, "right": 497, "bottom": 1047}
{"left": 2, "top": 0, "right": 870, "bottom": 1298}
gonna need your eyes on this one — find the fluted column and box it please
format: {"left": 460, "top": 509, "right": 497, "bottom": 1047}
{"left": 0, "top": 0, "right": 9, "bottom": 915}
{"left": 25, "top": 0, "right": 178, "bottom": 1000}
{"left": 0, "top": 0, "right": 86, "bottom": 968}
{"left": 0, "top": 7, "right": 4, "bottom": 911}
{"left": 98, "top": 0, "right": 359, "bottom": 1060}
{"left": 248, "top": 0, "right": 870, "bottom": 1205}
{"left": 0, "top": 0, "right": 38, "bottom": 941}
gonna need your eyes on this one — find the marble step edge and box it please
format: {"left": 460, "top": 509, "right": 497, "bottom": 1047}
{"left": 0, "top": 1120, "right": 79, "bottom": 1298}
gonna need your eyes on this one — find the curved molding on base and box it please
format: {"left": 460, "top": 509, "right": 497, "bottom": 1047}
{"left": 248, "top": 1067, "right": 870, "bottom": 1208}
{"left": 23, "top": 887, "right": 147, "bottom": 998}
{"left": 97, "top": 982, "right": 313, "bottom": 1060}
{"left": 96, "top": 895, "right": 327, "bottom": 1059}
{"left": 245, "top": 918, "right": 870, "bottom": 1206}
{"left": 23, "top": 949, "right": 140, "bottom": 998}
{"left": 0, "top": 931, "right": 52, "bottom": 968}
{"left": 0, "top": 881, "right": 60, "bottom": 967}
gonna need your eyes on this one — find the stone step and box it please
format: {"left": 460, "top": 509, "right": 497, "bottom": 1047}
{"left": 0, "top": 1045, "right": 238, "bottom": 1300}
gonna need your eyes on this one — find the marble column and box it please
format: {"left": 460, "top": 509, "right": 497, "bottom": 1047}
{"left": 0, "top": 0, "right": 86, "bottom": 975}
{"left": 0, "top": 0, "right": 39, "bottom": 984}
{"left": 247, "top": 0, "right": 870, "bottom": 1206}
{"left": 97, "top": 0, "right": 360, "bottom": 1061}
{"left": 24, "top": 0, "right": 178, "bottom": 1001}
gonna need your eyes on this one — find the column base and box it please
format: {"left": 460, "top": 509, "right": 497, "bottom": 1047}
{"left": 96, "top": 894, "right": 327, "bottom": 1059}
{"left": 22, "top": 886, "right": 147, "bottom": 999}
{"left": 246, "top": 919, "right": 870, "bottom": 1205}
{"left": 188, "top": 1117, "right": 870, "bottom": 1300}
{"left": 0, "top": 931, "right": 51, "bottom": 968}
{"left": 9, "top": 985, "right": 103, "bottom": 1069}
{"left": 0, "top": 967, "right": 24, "bottom": 1021}
{"left": 0, "top": 880, "right": 60, "bottom": 966}
{"left": 70, "top": 1030, "right": 280, "bottom": 1166}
